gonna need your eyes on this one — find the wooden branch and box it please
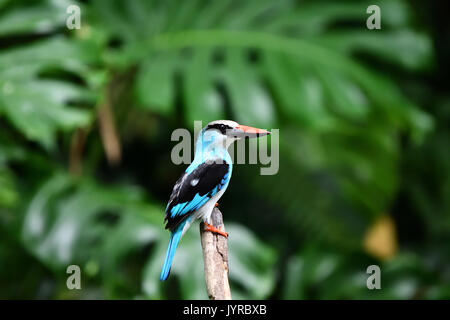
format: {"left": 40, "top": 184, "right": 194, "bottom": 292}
{"left": 200, "top": 207, "right": 232, "bottom": 300}
{"left": 69, "top": 128, "right": 88, "bottom": 176}
{"left": 97, "top": 89, "right": 121, "bottom": 166}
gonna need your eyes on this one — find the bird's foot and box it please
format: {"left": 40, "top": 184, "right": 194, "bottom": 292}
{"left": 214, "top": 202, "right": 219, "bottom": 208}
{"left": 204, "top": 222, "right": 228, "bottom": 238}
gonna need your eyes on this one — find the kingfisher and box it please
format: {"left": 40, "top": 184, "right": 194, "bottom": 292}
{"left": 160, "top": 120, "right": 270, "bottom": 281}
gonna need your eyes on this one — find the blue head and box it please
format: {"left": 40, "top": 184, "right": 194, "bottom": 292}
{"left": 194, "top": 120, "right": 270, "bottom": 162}
{"left": 198, "top": 119, "right": 270, "bottom": 149}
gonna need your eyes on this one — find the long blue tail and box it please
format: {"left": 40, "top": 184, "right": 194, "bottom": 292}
{"left": 160, "top": 228, "right": 183, "bottom": 281}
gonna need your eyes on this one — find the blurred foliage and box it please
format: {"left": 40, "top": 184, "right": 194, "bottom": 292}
{"left": 0, "top": 0, "right": 449, "bottom": 299}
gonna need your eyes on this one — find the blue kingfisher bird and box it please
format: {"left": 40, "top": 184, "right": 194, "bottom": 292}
{"left": 160, "top": 120, "right": 270, "bottom": 281}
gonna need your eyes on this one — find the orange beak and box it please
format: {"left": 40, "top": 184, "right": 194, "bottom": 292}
{"left": 234, "top": 124, "right": 271, "bottom": 138}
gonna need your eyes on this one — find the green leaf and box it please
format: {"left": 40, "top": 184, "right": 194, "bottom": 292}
{"left": 315, "top": 30, "right": 432, "bottom": 71}
{"left": 0, "top": 37, "right": 97, "bottom": 77}
{"left": 227, "top": 224, "right": 277, "bottom": 299}
{"left": 135, "top": 54, "right": 175, "bottom": 115}
{"left": 0, "top": 80, "right": 93, "bottom": 148}
{"left": 184, "top": 50, "right": 224, "bottom": 124}
{"left": 222, "top": 49, "right": 275, "bottom": 128}
{"left": 0, "top": 167, "right": 18, "bottom": 208}
{"left": 282, "top": 246, "right": 342, "bottom": 299}
{"left": 316, "top": 67, "right": 369, "bottom": 121}
{"left": 142, "top": 222, "right": 277, "bottom": 300}
{"left": 0, "top": 0, "right": 71, "bottom": 36}
{"left": 22, "top": 174, "right": 164, "bottom": 289}
{"left": 263, "top": 52, "right": 333, "bottom": 130}
{"left": 266, "top": 0, "right": 411, "bottom": 35}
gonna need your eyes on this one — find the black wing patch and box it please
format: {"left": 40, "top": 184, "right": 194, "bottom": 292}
{"left": 164, "top": 161, "right": 230, "bottom": 231}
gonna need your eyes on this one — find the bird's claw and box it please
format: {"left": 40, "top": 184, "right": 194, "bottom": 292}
{"left": 204, "top": 222, "right": 228, "bottom": 238}
{"left": 214, "top": 202, "right": 219, "bottom": 207}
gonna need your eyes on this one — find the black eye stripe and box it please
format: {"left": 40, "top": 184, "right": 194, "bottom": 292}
{"left": 206, "top": 124, "right": 233, "bottom": 134}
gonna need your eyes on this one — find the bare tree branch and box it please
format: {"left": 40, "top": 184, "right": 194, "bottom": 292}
{"left": 69, "top": 128, "right": 88, "bottom": 176}
{"left": 98, "top": 87, "right": 121, "bottom": 166}
{"left": 200, "top": 207, "right": 232, "bottom": 300}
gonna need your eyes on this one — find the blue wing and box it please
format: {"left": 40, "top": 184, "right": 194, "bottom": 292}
{"left": 164, "top": 160, "right": 231, "bottom": 231}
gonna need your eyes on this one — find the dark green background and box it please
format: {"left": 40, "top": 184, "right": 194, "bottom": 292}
{"left": 0, "top": 0, "right": 449, "bottom": 299}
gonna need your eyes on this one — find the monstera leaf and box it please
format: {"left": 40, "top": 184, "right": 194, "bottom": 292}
{"left": 20, "top": 173, "right": 276, "bottom": 299}
{"left": 0, "top": 0, "right": 442, "bottom": 300}
{"left": 282, "top": 245, "right": 450, "bottom": 299}
{"left": 0, "top": 33, "right": 98, "bottom": 148}
{"left": 77, "top": 0, "right": 434, "bottom": 247}
{"left": 0, "top": 0, "right": 70, "bottom": 36}
{"left": 142, "top": 222, "right": 276, "bottom": 300}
